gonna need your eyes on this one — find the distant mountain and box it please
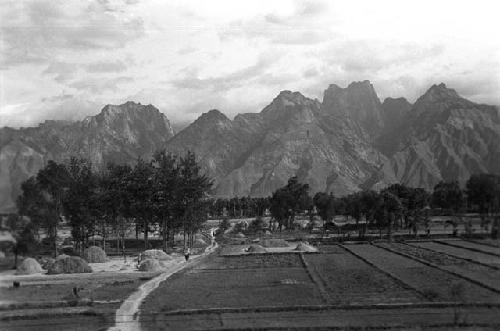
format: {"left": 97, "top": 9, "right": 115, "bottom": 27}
{"left": 1, "top": 82, "right": 499, "bottom": 213}
{"left": 384, "top": 83, "right": 500, "bottom": 189}
{"left": 0, "top": 102, "right": 174, "bottom": 212}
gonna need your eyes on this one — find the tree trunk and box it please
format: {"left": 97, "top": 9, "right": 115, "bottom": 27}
{"left": 162, "top": 218, "right": 168, "bottom": 252}
{"left": 143, "top": 219, "right": 149, "bottom": 250}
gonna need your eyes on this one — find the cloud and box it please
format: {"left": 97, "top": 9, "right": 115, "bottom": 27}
{"left": 69, "top": 76, "right": 134, "bottom": 93}
{"left": 43, "top": 61, "right": 79, "bottom": 83}
{"left": 0, "top": 95, "right": 101, "bottom": 128}
{"left": 0, "top": 0, "right": 144, "bottom": 68}
{"left": 219, "top": 0, "right": 331, "bottom": 45}
{"left": 170, "top": 53, "right": 280, "bottom": 91}
{"left": 85, "top": 60, "right": 127, "bottom": 73}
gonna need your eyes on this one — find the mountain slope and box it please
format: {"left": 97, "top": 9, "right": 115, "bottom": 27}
{"left": 386, "top": 84, "right": 500, "bottom": 188}
{"left": 0, "top": 102, "right": 174, "bottom": 212}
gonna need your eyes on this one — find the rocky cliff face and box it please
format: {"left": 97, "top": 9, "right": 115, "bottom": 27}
{"left": 1, "top": 82, "right": 499, "bottom": 212}
{"left": 385, "top": 83, "right": 500, "bottom": 189}
{"left": 0, "top": 102, "right": 174, "bottom": 212}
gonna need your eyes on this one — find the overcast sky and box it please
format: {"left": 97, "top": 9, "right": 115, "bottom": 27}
{"left": 1, "top": 0, "right": 499, "bottom": 128}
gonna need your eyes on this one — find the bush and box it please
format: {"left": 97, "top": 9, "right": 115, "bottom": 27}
{"left": 219, "top": 218, "right": 231, "bottom": 233}
{"left": 48, "top": 256, "right": 92, "bottom": 274}
{"left": 16, "top": 258, "right": 43, "bottom": 275}
{"left": 247, "top": 217, "right": 265, "bottom": 234}
{"left": 138, "top": 259, "right": 161, "bottom": 272}
{"left": 83, "top": 246, "right": 107, "bottom": 263}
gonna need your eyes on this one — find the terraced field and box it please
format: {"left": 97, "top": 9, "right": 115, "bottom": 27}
{"left": 140, "top": 242, "right": 500, "bottom": 330}
{"left": 305, "top": 247, "right": 422, "bottom": 304}
{"left": 344, "top": 243, "right": 498, "bottom": 302}
{"left": 378, "top": 242, "right": 500, "bottom": 293}
{"left": 410, "top": 241, "right": 500, "bottom": 267}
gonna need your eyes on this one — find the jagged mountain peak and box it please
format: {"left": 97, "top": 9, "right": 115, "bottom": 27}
{"left": 261, "top": 90, "right": 320, "bottom": 122}
{"left": 419, "top": 83, "right": 460, "bottom": 102}
{"left": 322, "top": 80, "right": 384, "bottom": 137}
{"left": 198, "top": 109, "right": 230, "bottom": 121}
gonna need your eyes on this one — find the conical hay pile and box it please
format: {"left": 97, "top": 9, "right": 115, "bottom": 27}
{"left": 141, "top": 249, "right": 171, "bottom": 261}
{"left": 48, "top": 256, "right": 92, "bottom": 274}
{"left": 17, "top": 258, "right": 43, "bottom": 275}
{"left": 138, "top": 259, "right": 162, "bottom": 272}
{"left": 294, "top": 242, "right": 317, "bottom": 252}
{"left": 83, "top": 246, "right": 107, "bottom": 263}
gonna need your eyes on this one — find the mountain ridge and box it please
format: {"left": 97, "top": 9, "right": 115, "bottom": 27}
{"left": 1, "top": 82, "right": 499, "bottom": 212}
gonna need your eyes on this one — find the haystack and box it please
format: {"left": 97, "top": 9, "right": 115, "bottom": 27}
{"left": 56, "top": 254, "right": 70, "bottom": 260}
{"left": 235, "top": 232, "right": 246, "bottom": 238}
{"left": 83, "top": 246, "right": 107, "bottom": 263}
{"left": 0, "top": 251, "right": 5, "bottom": 259}
{"left": 48, "top": 256, "right": 92, "bottom": 274}
{"left": 138, "top": 259, "right": 162, "bottom": 272}
{"left": 16, "top": 258, "right": 43, "bottom": 275}
{"left": 246, "top": 244, "right": 267, "bottom": 253}
{"left": 141, "top": 249, "right": 171, "bottom": 261}
{"left": 295, "top": 242, "right": 317, "bottom": 252}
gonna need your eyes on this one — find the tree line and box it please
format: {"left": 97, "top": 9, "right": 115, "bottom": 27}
{"left": 269, "top": 174, "right": 500, "bottom": 239}
{"left": 15, "top": 150, "right": 212, "bottom": 257}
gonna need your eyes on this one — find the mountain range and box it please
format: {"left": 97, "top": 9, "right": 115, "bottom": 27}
{"left": 1, "top": 81, "right": 499, "bottom": 213}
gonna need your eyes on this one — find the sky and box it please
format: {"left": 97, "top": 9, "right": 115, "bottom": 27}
{"left": 1, "top": 0, "right": 499, "bottom": 128}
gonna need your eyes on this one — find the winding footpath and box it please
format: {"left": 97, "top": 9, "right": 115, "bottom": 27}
{"left": 108, "top": 238, "right": 218, "bottom": 331}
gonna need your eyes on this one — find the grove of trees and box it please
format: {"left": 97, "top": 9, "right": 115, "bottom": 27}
{"left": 16, "top": 150, "right": 212, "bottom": 257}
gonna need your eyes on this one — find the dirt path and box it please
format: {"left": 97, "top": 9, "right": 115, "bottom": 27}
{"left": 108, "top": 241, "right": 218, "bottom": 331}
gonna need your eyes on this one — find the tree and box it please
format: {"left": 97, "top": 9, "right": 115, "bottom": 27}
{"left": 152, "top": 150, "right": 179, "bottom": 251}
{"left": 270, "top": 177, "right": 311, "bottom": 231}
{"left": 375, "top": 191, "right": 402, "bottom": 241}
{"left": 174, "top": 151, "right": 213, "bottom": 249}
{"left": 313, "top": 192, "right": 335, "bottom": 232}
{"left": 63, "top": 157, "right": 96, "bottom": 255}
{"left": 128, "top": 158, "right": 156, "bottom": 249}
{"left": 432, "top": 181, "right": 465, "bottom": 236}
{"left": 466, "top": 174, "right": 500, "bottom": 236}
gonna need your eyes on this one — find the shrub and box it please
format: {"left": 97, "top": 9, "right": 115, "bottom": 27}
{"left": 16, "top": 258, "right": 43, "bottom": 275}
{"left": 247, "top": 217, "right": 265, "bottom": 234}
{"left": 83, "top": 246, "right": 107, "bottom": 263}
{"left": 48, "top": 256, "right": 92, "bottom": 274}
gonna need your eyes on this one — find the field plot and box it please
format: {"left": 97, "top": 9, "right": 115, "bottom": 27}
{"left": 434, "top": 239, "right": 500, "bottom": 256}
{"left": 345, "top": 243, "right": 498, "bottom": 302}
{"left": 305, "top": 247, "right": 422, "bottom": 304}
{"left": 141, "top": 254, "right": 324, "bottom": 313}
{"left": 410, "top": 241, "right": 500, "bottom": 267}
{"left": 378, "top": 242, "right": 500, "bottom": 293}
{"left": 140, "top": 243, "right": 500, "bottom": 330}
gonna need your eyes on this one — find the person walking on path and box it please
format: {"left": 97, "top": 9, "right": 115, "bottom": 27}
{"left": 184, "top": 247, "right": 190, "bottom": 261}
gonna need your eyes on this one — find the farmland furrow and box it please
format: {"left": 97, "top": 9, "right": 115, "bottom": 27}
{"left": 345, "top": 243, "right": 498, "bottom": 303}
{"left": 411, "top": 241, "right": 500, "bottom": 267}
{"left": 324, "top": 245, "right": 425, "bottom": 303}
{"left": 378, "top": 242, "right": 500, "bottom": 294}
{"left": 434, "top": 239, "right": 500, "bottom": 257}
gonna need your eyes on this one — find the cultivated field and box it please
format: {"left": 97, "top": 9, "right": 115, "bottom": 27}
{"left": 139, "top": 238, "right": 500, "bottom": 330}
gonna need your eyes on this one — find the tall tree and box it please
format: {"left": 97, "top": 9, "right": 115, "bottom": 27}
{"left": 432, "top": 180, "right": 465, "bottom": 236}
{"left": 128, "top": 158, "right": 155, "bottom": 249}
{"left": 270, "top": 176, "right": 311, "bottom": 231}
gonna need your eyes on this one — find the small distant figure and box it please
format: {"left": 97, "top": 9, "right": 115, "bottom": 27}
{"left": 184, "top": 247, "right": 190, "bottom": 261}
{"left": 13, "top": 281, "right": 20, "bottom": 288}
